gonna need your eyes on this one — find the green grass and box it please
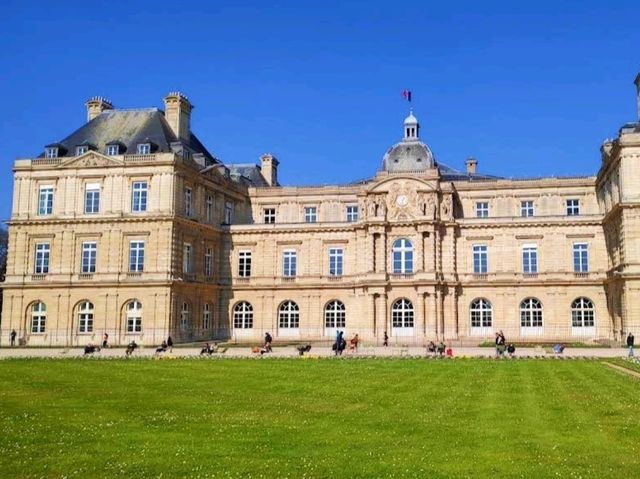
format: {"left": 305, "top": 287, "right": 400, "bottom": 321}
{"left": 0, "top": 359, "right": 639, "bottom": 478}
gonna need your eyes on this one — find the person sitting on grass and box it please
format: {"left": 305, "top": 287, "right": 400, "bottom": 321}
{"left": 507, "top": 343, "right": 516, "bottom": 357}
{"left": 155, "top": 340, "right": 168, "bottom": 354}
{"left": 296, "top": 344, "right": 312, "bottom": 356}
{"left": 125, "top": 341, "right": 138, "bottom": 358}
{"left": 427, "top": 341, "right": 437, "bottom": 355}
{"left": 436, "top": 341, "right": 446, "bottom": 356}
{"left": 83, "top": 343, "right": 100, "bottom": 356}
{"left": 553, "top": 343, "right": 565, "bottom": 354}
{"left": 200, "top": 342, "right": 212, "bottom": 355}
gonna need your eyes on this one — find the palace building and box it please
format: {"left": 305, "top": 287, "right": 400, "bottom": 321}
{"left": 3, "top": 77, "right": 640, "bottom": 346}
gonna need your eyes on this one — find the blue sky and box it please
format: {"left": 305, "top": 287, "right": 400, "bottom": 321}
{"left": 1, "top": 0, "right": 639, "bottom": 221}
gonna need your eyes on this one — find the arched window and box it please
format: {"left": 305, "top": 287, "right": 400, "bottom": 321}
{"left": 31, "top": 302, "right": 46, "bottom": 333}
{"left": 78, "top": 301, "right": 94, "bottom": 333}
{"left": 392, "top": 239, "right": 413, "bottom": 274}
{"left": 391, "top": 298, "right": 414, "bottom": 328}
{"left": 324, "top": 300, "right": 346, "bottom": 328}
{"left": 203, "top": 303, "right": 212, "bottom": 330}
{"left": 233, "top": 302, "right": 253, "bottom": 329}
{"left": 470, "top": 298, "right": 492, "bottom": 333}
{"left": 520, "top": 298, "right": 543, "bottom": 328}
{"left": 180, "top": 302, "right": 191, "bottom": 331}
{"left": 571, "top": 298, "right": 595, "bottom": 328}
{"left": 126, "top": 300, "right": 142, "bottom": 333}
{"left": 279, "top": 301, "right": 300, "bottom": 329}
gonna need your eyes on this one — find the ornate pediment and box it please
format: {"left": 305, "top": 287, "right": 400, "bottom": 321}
{"left": 59, "top": 152, "right": 124, "bottom": 168}
{"left": 362, "top": 179, "right": 439, "bottom": 221}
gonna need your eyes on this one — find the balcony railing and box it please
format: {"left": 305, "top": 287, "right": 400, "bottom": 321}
{"left": 473, "top": 273, "right": 488, "bottom": 280}
{"left": 31, "top": 274, "right": 47, "bottom": 281}
{"left": 281, "top": 277, "right": 296, "bottom": 283}
{"left": 327, "top": 276, "right": 343, "bottom": 282}
{"left": 390, "top": 273, "right": 414, "bottom": 280}
{"left": 126, "top": 272, "right": 142, "bottom": 278}
{"left": 523, "top": 273, "right": 539, "bottom": 279}
{"left": 123, "top": 154, "right": 157, "bottom": 163}
{"left": 235, "top": 277, "right": 250, "bottom": 284}
{"left": 77, "top": 273, "right": 94, "bottom": 280}
{"left": 574, "top": 272, "right": 590, "bottom": 279}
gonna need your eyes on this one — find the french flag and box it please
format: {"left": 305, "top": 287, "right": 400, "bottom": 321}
{"left": 402, "top": 89, "right": 412, "bottom": 102}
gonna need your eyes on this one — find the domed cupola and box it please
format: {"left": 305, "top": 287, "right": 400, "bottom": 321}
{"left": 382, "top": 110, "right": 435, "bottom": 172}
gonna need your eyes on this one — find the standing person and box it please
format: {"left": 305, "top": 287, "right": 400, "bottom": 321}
{"left": 383, "top": 331, "right": 389, "bottom": 347}
{"left": 495, "top": 331, "right": 506, "bottom": 358}
{"left": 627, "top": 332, "right": 635, "bottom": 357}
{"left": 167, "top": 336, "right": 173, "bottom": 353}
{"left": 264, "top": 332, "right": 273, "bottom": 353}
{"left": 102, "top": 333, "right": 109, "bottom": 349}
{"left": 10, "top": 329, "right": 17, "bottom": 347}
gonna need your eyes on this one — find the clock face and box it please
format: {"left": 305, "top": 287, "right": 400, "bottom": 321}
{"left": 396, "top": 195, "right": 408, "bottom": 207}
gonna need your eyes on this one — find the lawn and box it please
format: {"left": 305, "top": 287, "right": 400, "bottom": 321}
{"left": 0, "top": 359, "right": 639, "bottom": 479}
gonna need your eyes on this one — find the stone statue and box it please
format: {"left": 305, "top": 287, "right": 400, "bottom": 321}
{"left": 441, "top": 195, "right": 453, "bottom": 220}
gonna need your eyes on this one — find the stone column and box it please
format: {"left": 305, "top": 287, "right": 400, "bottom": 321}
{"left": 417, "top": 291, "right": 426, "bottom": 339}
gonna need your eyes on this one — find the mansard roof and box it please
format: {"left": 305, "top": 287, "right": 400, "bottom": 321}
{"left": 227, "top": 163, "right": 269, "bottom": 187}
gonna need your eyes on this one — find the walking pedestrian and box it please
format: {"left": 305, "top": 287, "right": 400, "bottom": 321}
{"left": 383, "top": 331, "right": 389, "bottom": 347}
{"left": 10, "top": 329, "right": 17, "bottom": 347}
{"left": 167, "top": 336, "right": 173, "bottom": 352}
{"left": 495, "top": 331, "right": 506, "bottom": 358}
{"left": 627, "top": 332, "right": 635, "bottom": 357}
{"left": 102, "top": 333, "right": 109, "bottom": 348}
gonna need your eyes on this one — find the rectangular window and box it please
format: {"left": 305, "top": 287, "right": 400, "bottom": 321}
{"left": 127, "top": 317, "right": 142, "bottom": 333}
{"left": 106, "top": 144, "right": 119, "bottom": 156}
{"left": 329, "top": 248, "right": 343, "bottom": 276}
{"left": 224, "top": 202, "right": 234, "bottom": 224}
{"left": 573, "top": 243, "right": 589, "bottom": 273}
{"left": 283, "top": 250, "right": 297, "bottom": 277}
{"left": 183, "top": 243, "right": 193, "bottom": 273}
{"left": 566, "top": 199, "right": 580, "bottom": 216}
{"left": 205, "top": 248, "right": 213, "bottom": 277}
{"left": 38, "top": 186, "right": 54, "bottom": 215}
{"left": 304, "top": 207, "right": 317, "bottom": 223}
{"left": 137, "top": 143, "right": 151, "bottom": 154}
{"left": 78, "top": 310, "right": 93, "bottom": 333}
{"left": 521, "top": 200, "right": 534, "bottom": 217}
{"left": 475, "top": 202, "right": 489, "bottom": 218}
{"left": 132, "top": 181, "right": 148, "bottom": 212}
{"left": 184, "top": 187, "right": 192, "bottom": 217}
{"left": 76, "top": 146, "right": 88, "bottom": 156}
{"left": 264, "top": 208, "right": 276, "bottom": 224}
{"left": 473, "top": 245, "right": 488, "bottom": 274}
{"left": 45, "top": 147, "right": 58, "bottom": 159}
{"left": 129, "top": 241, "right": 145, "bottom": 272}
{"left": 522, "top": 245, "right": 538, "bottom": 273}
{"left": 84, "top": 184, "right": 100, "bottom": 214}
{"left": 346, "top": 205, "right": 359, "bottom": 222}
{"left": 81, "top": 242, "right": 97, "bottom": 273}
{"left": 239, "top": 251, "right": 252, "bottom": 277}
{"left": 34, "top": 242, "right": 50, "bottom": 274}
{"left": 206, "top": 195, "right": 214, "bottom": 223}
{"left": 31, "top": 310, "right": 46, "bottom": 333}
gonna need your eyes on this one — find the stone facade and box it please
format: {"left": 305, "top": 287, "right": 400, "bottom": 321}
{"left": 3, "top": 80, "right": 640, "bottom": 346}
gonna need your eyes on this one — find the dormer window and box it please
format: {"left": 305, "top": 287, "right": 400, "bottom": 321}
{"left": 137, "top": 143, "right": 151, "bottom": 155}
{"left": 76, "top": 146, "right": 88, "bottom": 156}
{"left": 45, "top": 147, "right": 58, "bottom": 159}
{"left": 106, "top": 144, "right": 119, "bottom": 156}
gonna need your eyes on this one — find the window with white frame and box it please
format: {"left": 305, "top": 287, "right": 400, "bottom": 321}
{"left": 106, "top": 144, "right": 119, "bottom": 156}
{"left": 279, "top": 300, "right": 300, "bottom": 328}
{"left": 304, "top": 206, "right": 317, "bottom": 223}
{"left": 573, "top": 243, "right": 589, "bottom": 273}
{"left": 566, "top": 199, "right": 580, "bottom": 216}
{"left": 137, "top": 143, "right": 151, "bottom": 155}
{"left": 233, "top": 301, "right": 253, "bottom": 329}
{"left": 129, "top": 241, "right": 145, "bottom": 272}
{"left": 391, "top": 298, "right": 414, "bottom": 328}
{"left": 264, "top": 208, "right": 276, "bottom": 224}
{"left": 31, "top": 302, "right": 46, "bottom": 333}
{"left": 183, "top": 243, "right": 193, "bottom": 274}
{"left": 126, "top": 300, "right": 142, "bottom": 332}
{"left": 346, "top": 205, "right": 359, "bottom": 222}
{"left": 238, "top": 251, "right": 252, "bottom": 277}
{"left": 203, "top": 303, "right": 212, "bottom": 330}
{"left": 475, "top": 202, "right": 489, "bottom": 218}
{"left": 324, "top": 300, "right": 346, "bottom": 328}
{"left": 522, "top": 244, "right": 538, "bottom": 274}
{"left": 520, "top": 200, "right": 534, "bottom": 217}
{"left": 45, "top": 147, "right": 58, "bottom": 158}
{"left": 81, "top": 242, "right": 97, "bottom": 274}
{"left": 392, "top": 238, "right": 413, "bottom": 274}
{"left": 206, "top": 195, "right": 214, "bottom": 223}
{"left": 224, "top": 202, "right": 234, "bottom": 224}
{"left": 571, "top": 297, "right": 595, "bottom": 328}
{"left": 38, "top": 186, "right": 54, "bottom": 215}
{"left": 329, "top": 248, "right": 343, "bottom": 276}
{"left": 180, "top": 302, "right": 191, "bottom": 331}
{"left": 283, "top": 250, "right": 297, "bottom": 277}
{"left": 131, "top": 181, "right": 148, "bottom": 212}
{"left": 84, "top": 183, "right": 100, "bottom": 214}
{"left": 205, "top": 247, "right": 213, "bottom": 277}
{"left": 473, "top": 245, "right": 488, "bottom": 274}
{"left": 184, "top": 187, "right": 192, "bottom": 217}
{"left": 520, "top": 298, "right": 543, "bottom": 328}
{"left": 76, "top": 146, "right": 88, "bottom": 156}
{"left": 77, "top": 301, "right": 94, "bottom": 333}
{"left": 34, "top": 242, "right": 50, "bottom": 274}
{"left": 470, "top": 298, "right": 492, "bottom": 331}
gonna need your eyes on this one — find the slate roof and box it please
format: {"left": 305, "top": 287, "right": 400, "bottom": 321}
{"left": 227, "top": 163, "right": 270, "bottom": 187}
{"left": 38, "top": 109, "right": 218, "bottom": 165}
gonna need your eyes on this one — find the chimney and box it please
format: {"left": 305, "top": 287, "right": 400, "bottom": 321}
{"left": 465, "top": 157, "right": 477, "bottom": 175}
{"left": 85, "top": 96, "right": 113, "bottom": 122}
{"left": 163, "top": 92, "right": 193, "bottom": 142}
{"left": 260, "top": 153, "right": 279, "bottom": 186}
{"left": 634, "top": 73, "right": 640, "bottom": 122}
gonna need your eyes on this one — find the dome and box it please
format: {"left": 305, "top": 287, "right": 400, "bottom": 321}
{"left": 381, "top": 110, "right": 435, "bottom": 172}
